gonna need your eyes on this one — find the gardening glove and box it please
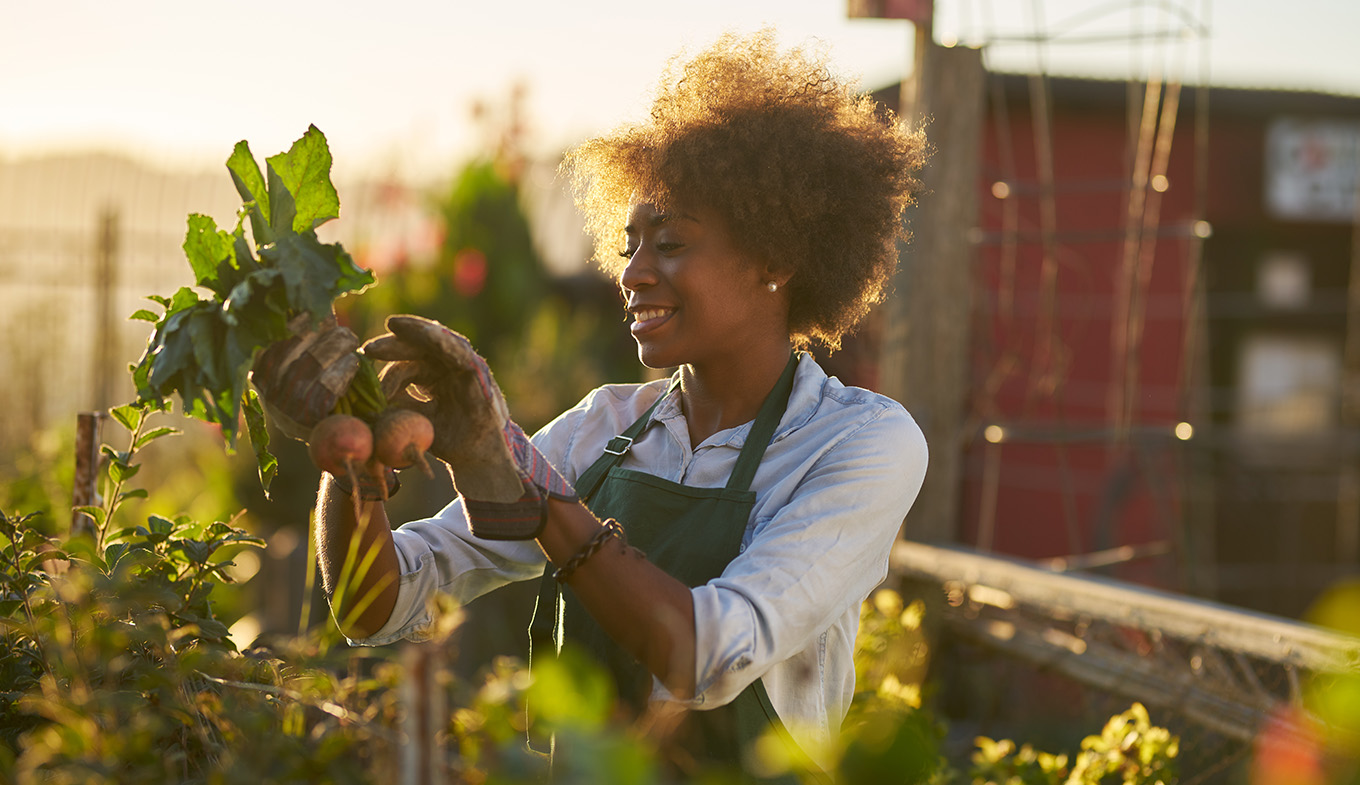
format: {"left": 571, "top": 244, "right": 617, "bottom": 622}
{"left": 361, "top": 315, "right": 576, "bottom": 540}
{"left": 249, "top": 313, "right": 361, "bottom": 442}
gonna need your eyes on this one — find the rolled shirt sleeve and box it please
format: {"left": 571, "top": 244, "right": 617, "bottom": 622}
{"left": 349, "top": 497, "right": 549, "bottom": 646}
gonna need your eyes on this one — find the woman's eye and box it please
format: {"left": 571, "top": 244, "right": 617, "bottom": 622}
{"left": 657, "top": 242, "right": 682, "bottom": 254}
{"left": 618, "top": 247, "right": 637, "bottom": 259}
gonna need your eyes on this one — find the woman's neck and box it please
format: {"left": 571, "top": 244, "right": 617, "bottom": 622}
{"left": 678, "top": 340, "right": 793, "bottom": 448}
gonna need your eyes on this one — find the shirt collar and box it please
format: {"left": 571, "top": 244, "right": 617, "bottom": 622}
{"left": 647, "top": 354, "right": 825, "bottom": 449}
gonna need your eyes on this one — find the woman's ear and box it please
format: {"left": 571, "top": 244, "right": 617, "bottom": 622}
{"left": 762, "top": 260, "right": 793, "bottom": 290}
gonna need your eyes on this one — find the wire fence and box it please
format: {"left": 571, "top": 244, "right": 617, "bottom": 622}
{"left": 892, "top": 540, "right": 1360, "bottom": 781}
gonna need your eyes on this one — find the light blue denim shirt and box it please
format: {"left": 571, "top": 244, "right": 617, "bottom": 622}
{"left": 353, "top": 354, "right": 927, "bottom": 766}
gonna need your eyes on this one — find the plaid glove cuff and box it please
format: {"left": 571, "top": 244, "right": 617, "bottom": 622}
{"left": 463, "top": 425, "right": 575, "bottom": 540}
{"left": 504, "top": 421, "right": 577, "bottom": 502}
{"left": 465, "top": 479, "right": 548, "bottom": 540}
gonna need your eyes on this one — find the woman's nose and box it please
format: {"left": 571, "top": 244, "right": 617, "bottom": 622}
{"left": 618, "top": 246, "right": 657, "bottom": 292}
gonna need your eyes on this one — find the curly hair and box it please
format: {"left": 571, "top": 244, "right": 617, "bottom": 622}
{"left": 561, "top": 29, "right": 926, "bottom": 351}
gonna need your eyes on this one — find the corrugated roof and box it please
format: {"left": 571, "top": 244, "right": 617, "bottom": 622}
{"left": 873, "top": 69, "right": 1360, "bottom": 118}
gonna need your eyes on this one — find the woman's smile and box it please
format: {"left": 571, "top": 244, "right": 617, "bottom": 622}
{"left": 628, "top": 306, "right": 675, "bottom": 335}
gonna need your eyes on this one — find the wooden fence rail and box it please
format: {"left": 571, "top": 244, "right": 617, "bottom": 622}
{"left": 889, "top": 541, "right": 1360, "bottom": 744}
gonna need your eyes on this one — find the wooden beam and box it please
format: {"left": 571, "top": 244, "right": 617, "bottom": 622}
{"left": 880, "top": 41, "right": 986, "bottom": 544}
{"left": 891, "top": 540, "right": 1360, "bottom": 673}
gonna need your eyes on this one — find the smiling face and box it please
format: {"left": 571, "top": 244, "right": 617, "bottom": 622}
{"left": 619, "top": 202, "right": 790, "bottom": 373}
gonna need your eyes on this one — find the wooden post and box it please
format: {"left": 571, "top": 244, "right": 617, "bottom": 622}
{"left": 1179, "top": 82, "right": 1217, "bottom": 598}
{"left": 72, "top": 411, "right": 103, "bottom": 539}
{"left": 401, "top": 641, "right": 446, "bottom": 785}
{"left": 1338, "top": 165, "right": 1360, "bottom": 564}
{"left": 880, "top": 36, "right": 986, "bottom": 544}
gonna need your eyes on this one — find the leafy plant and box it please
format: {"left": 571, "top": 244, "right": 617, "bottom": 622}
{"left": 1067, "top": 703, "right": 1178, "bottom": 784}
{"left": 971, "top": 702, "right": 1178, "bottom": 785}
{"left": 834, "top": 588, "right": 950, "bottom": 784}
{"left": 0, "top": 403, "right": 412, "bottom": 782}
{"left": 129, "top": 125, "right": 377, "bottom": 492}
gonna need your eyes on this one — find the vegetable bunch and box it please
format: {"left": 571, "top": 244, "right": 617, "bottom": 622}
{"left": 130, "top": 126, "right": 386, "bottom": 492}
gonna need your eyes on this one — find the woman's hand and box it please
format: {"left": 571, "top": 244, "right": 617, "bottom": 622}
{"left": 361, "top": 315, "right": 576, "bottom": 539}
{"left": 249, "top": 314, "right": 361, "bottom": 442}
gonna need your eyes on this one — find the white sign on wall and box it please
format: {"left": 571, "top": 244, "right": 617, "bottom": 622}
{"left": 1265, "top": 118, "right": 1360, "bottom": 223}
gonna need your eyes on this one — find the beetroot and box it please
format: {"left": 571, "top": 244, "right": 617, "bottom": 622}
{"left": 307, "top": 414, "right": 374, "bottom": 479}
{"left": 372, "top": 409, "right": 435, "bottom": 478}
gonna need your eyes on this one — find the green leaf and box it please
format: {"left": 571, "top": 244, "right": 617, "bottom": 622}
{"left": 173, "top": 539, "right": 216, "bottom": 565}
{"left": 187, "top": 309, "right": 225, "bottom": 392}
{"left": 130, "top": 342, "right": 158, "bottom": 401}
{"left": 221, "top": 267, "right": 286, "bottom": 331}
{"left": 129, "top": 309, "right": 159, "bottom": 322}
{"left": 146, "top": 326, "right": 194, "bottom": 393}
{"left": 227, "top": 140, "right": 272, "bottom": 245}
{"left": 104, "top": 542, "right": 129, "bottom": 571}
{"left": 108, "top": 460, "right": 141, "bottom": 484}
{"left": 260, "top": 232, "right": 374, "bottom": 319}
{"left": 265, "top": 125, "right": 340, "bottom": 234}
{"left": 109, "top": 403, "right": 145, "bottom": 432}
{"left": 147, "top": 515, "right": 175, "bottom": 535}
{"left": 213, "top": 383, "right": 243, "bottom": 447}
{"left": 215, "top": 231, "right": 263, "bottom": 301}
{"left": 73, "top": 506, "right": 107, "bottom": 530}
{"left": 23, "top": 550, "right": 68, "bottom": 572}
{"left": 132, "top": 426, "right": 180, "bottom": 449}
{"left": 331, "top": 243, "right": 376, "bottom": 300}
{"left": 266, "top": 164, "right": 297, "bottom": 243}
{"left": 243, "top": 390, "right": 277, "bottom": 497}
{"left": 168, "top": 285, "right": 201, "bottom": 313}
{"left": 138, "top": 293, "right": 208, "bottom": 399}
{"left": 184, "top": 389, "right": 213, "bottom": 422}
{"left": 116, "top": 488, "right": 150, "bottom": 504}
{"left": 100, "top": 445, "right": 131, "bottom": 463}
{"left": 183, "top": 213, "right": 235, "bottom": 294}
{"left": 107, "top": 525, "right": 141, "bottom": 542}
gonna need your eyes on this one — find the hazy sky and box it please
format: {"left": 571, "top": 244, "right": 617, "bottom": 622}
{"left": 4, "top": 0, "right": 1357, "bottom": 179}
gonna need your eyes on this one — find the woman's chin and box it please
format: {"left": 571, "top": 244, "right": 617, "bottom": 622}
{"left": 635, "top": 343, "right": 678, "bottom": 371}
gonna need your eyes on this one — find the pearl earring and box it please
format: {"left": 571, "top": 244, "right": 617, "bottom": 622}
{"left": 766, "top": 281, "right": 778, "bottom": 292}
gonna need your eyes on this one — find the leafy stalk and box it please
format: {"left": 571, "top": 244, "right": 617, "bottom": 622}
{"left": 128, "top": 126, "right": 375, "bottom": 493}
{"left": 0, "top": 510, "right": 52, "bottom": 677}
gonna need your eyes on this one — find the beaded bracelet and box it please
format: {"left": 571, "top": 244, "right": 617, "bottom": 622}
{"left": 553, "top": 519, "right": 626, "bottom": 583}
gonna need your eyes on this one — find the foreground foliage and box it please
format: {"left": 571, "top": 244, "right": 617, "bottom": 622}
{"left": 1, "top": 403, "right": 1184, "bottom": 783}
{"left": 0, "top": 405, "right": 400, "bottom": 782}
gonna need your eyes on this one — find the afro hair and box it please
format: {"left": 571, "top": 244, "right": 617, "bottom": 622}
{"left": 562, "top": 29, "right": 925, "bottom": 350}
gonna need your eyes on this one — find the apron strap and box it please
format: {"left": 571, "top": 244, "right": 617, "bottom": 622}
{"left": 725, "top": 352, "right": 799, "bottom": 493}
{"left": 574, "top": 375, "right": 680, "bottom": 503}
{"left": 751, "top": 678, "right": 835, "bottom": 785}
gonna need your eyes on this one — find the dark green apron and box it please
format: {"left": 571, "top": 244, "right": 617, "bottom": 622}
{"left": 530, "top": 354, "right": 829, "bottom": 783}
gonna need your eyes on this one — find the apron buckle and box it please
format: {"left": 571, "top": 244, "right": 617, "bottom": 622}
{"left": 603, "top": 435, "right": 634, "bottom": 456}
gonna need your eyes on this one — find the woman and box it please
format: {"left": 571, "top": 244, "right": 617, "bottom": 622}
{"left": 268, "top": 30, "right": 928, "bottom": 780}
